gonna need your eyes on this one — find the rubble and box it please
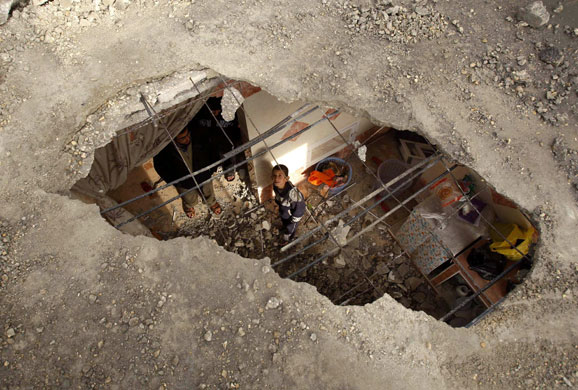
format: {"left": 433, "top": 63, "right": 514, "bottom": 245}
{"left": 336, "top": 0, "right": 447, "bottom": 44}
{"left": 0, "top": 0, "right": 17, "bottom": 25}
{"left": 265, "top": 297, "right": 281, "bottom": 310}
{"left": 204, "top": 330, "right": 213, "bottom": 342}
{"left": 331, "top": 220, "right": 351, "bottom": 246}
{"left": 517, "top": 1, "right": 550, "bottom": 28}
{"left": 551, "top": 136, "right": 578, "bottom": 195}
{"left": 538, "top": 47, "right": 564, "bottom": 67}
{"left": 221, "top": 86, "right": 244, "bottom": 122}
{"left": 466, "top": 38, "right": 576, "bottom": 127}
{"left": 0, "top": 0, "right": 576, "bottom": 387}
{"left": 334, "top": 254, "right": 347, "bottom": 268}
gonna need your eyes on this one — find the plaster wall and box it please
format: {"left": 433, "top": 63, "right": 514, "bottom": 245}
{"left": 243, "top": 91, "right": 374, "bottom": 190}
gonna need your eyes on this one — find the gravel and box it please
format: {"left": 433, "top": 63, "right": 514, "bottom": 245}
{"left": 337, "top": 0, "right": 448, "bottom": 44}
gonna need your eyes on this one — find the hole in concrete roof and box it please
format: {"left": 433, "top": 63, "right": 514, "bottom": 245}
{"left": 70, "top": 76, "right": 539, "bottom": 327}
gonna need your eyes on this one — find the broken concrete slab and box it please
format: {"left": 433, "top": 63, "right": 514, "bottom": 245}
{"left": 517, "top": 1, "right": 550, "bottom": 28}
{"left": 221, "top": 85, "right": 244, "bottom": 122}
{"left": 0, "top": 0, "right": 576, "bottom": 387}
{"left": 0, "top": 0, "right": 18, "bottom": 25}
{"left": 332, "top": 220, "right": 351, "bottom": 247}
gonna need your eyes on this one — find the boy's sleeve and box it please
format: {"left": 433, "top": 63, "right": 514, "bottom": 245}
{"left": 289, "top": 188, "right": 306, "bottom": 223}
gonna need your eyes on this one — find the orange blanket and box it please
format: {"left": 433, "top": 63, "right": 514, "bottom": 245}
{"left": 308, "top": 169, "right": 336, "bottom": 186}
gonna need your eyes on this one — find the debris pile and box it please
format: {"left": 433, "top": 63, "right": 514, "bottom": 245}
{"left": 464, "top": 38, "right": 576, "bottom": 126}
{"left": 337, "top": 0, "right": 448, "bottom": 44}
{"left": 175, "top": 181, "right": 443, "bottom": 312}
{"left": 286, "top": 222, "right": 444, "bottom": 315}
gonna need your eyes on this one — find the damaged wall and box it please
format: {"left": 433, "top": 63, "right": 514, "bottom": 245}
{"left": 244, "top": 90, "right": 374, "bottom": 189}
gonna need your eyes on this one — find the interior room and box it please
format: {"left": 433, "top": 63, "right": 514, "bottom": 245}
{"left": 71, "top": 79, "right": 538, "bottom": 327}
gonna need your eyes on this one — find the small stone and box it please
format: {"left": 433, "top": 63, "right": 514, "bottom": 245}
{"left": 128, "top": 317, "right": 139, "bottom": 327}
{"left": 415, "top": 6, "right": 430, "bottom": 15}
{"left": 310, "top": 333, "right": 317, "bottom": 342}
{"left": 262, "top": 221, "right": 271, "bottom": 231}
{"left": 386, "top": 6, "right": 400, "bottom": 15}
{"left": 517, "top": 1, "right": 550, "bottom": 28}
{"left": 262, "top": 265, "right": 270, "bottom": 274}
{"left": 238, "top": 327, "right": 246, "bottom": 337}
{"left": 513, "top": 74, "right": 532, "bottom": 90}
{"left": 538, "top": 47, "right": 564, "bottom": 66}
{"left": 399, "top": 297, "right": 411, "bottom": 308}
{"left": 480, "top": 341, "right": 487, "bottom": 348}
{"left": 88, "top": 294, "right": 97, "bottom": 304}
{"left": 397, "top": 263, "right": 410, "bottom": 278}
{"left": 412, "top": 292, "right": 426, "bottom": 303}
{"left": 265, "top": 297, "right": 281, "bottom": 310}
{"left": 405, "top": 277, "right": 423, "bottom": 291}
{"left": 204, "top": 330, "right": 213, "bottom": 342}
{"left": 388, "top": 270, "right": 401, "bottom": 283}
{"left": 334, "top": 255, "right": 346, "bottom": 268}
{"left": 6, "top": 328, "right": 15, "bottom": 338}
{"left": 376, "top": 262, "right": 390, "bottom": 275}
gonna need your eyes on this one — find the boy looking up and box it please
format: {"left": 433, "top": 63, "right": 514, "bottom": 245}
{"left": 272, "top": 164, "right": 306, "bottom": 243}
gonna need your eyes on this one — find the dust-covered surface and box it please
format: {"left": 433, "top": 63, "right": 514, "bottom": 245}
{"left": 0, "top": 0, "right": 577, "bottom": 388}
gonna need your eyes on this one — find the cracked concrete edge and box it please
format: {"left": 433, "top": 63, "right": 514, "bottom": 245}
{"left": 1, "top": 189, "right": 475, "bottom": 386}
{"left": 0, "top": 1, "right": 576, "bottom": 385}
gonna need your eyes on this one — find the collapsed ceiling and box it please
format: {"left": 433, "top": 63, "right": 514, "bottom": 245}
{"left": 0, "top": 0, "right": 576, "bottom": 388}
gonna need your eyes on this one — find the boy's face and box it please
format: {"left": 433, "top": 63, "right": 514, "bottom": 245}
{"left": 272, "top": 169, "right": 288, "bottom": 189}
{"left": 175, "top": 129, "right": 191, "bottom": 146}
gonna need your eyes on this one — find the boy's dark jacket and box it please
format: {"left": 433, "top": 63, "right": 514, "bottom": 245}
{"left": 273, "top": 182, "right": 305, "bottom": 222}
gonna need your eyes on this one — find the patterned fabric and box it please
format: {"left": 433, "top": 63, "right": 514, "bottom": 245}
{"left": 397, "top": 211, "right": 451, "bottom": 275}
{"left": 73, "top": 97, "right": 206, "bottom": 197}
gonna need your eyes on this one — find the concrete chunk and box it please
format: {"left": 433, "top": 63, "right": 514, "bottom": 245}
{"left": 518, "top": 1, "right": 550, "bottom": 28}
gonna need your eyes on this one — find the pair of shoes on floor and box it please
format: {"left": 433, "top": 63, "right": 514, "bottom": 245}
{"left": 184, "top": 202, "right": 222, "bottom": 218}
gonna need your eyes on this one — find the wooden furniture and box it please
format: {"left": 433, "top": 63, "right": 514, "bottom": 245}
{"left": 398, "top": 138, "right": 436, "bottom": 165}
{"left": 428, "top": 238, "right": 517, "bottom": 308}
